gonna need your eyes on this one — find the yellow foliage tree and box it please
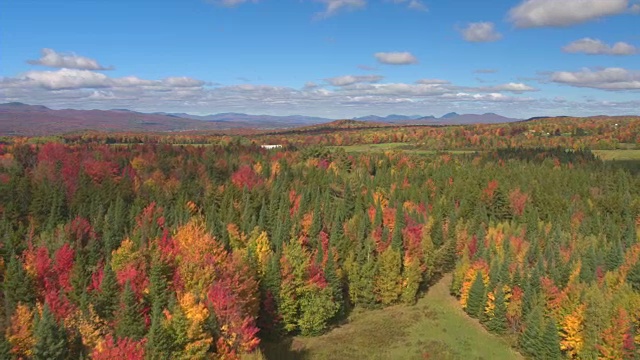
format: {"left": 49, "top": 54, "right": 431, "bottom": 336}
{"left": 174, "top": 220, "right": 227, "bottom": 297}
{"left": 6, "top": 304, "right": 35, "bottom": 359}
{"left": 560, "top": 304, "right": 585, "bottom": 358}
{"left": 172, "top": 292, "right": 213, "bottom": 360}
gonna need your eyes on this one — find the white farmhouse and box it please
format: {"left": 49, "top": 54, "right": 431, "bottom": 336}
{"left": 261, "top": 144, "right": 283, "bottom": 150}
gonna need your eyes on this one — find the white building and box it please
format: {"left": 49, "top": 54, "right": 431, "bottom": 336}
{"left": 261, "top": 144, "right": 283, "bottom": 150}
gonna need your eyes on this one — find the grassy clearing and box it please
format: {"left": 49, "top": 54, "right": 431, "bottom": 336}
{"left": 592, "top": 149, "right": 640, "bottom": 161}
{"left": 330, "top": 143, "right": 476, "bottom": 155}
{"left": 263, "top": 274, "right": 522, "bottom": 360}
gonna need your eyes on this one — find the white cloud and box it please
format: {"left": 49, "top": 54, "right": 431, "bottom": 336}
{"left": 442, "top": 92, "right": 531, "bottom": 102}
{"left": 13, "top": 68, "right": 205, "bottom": 91}
{"left": 27, "top": 48, "right": 112, "bottom": 70}
{"left": 551, "top": 67, "right": 640, "bottom": 90}
{"left": 5, "top": 53, "right": 624, "bottom": 119}
{"left": 374, "top": 52, "right": 418, "bottom": 65}
{"left": 22, "top": 69, "right": 110, "bottom": 90}
{"left": 326, "top": 75, "right": 383, "bottom": 86}
{"left": 488, "top": 83, "right": 537, "bottom": 93}
{"left": 391, "top": 0, "right": 428, "bottom": 11}
{"left": 460, "top": 22, "right": 502, "bottom": 42}
{"left": 163, "top": 77, "right": 206, "bottom": 87}
{"left": 632, "top": 4, "right": 640, "bottom": 13}
{"left": 416, "top": 79, "right": 451, "bottom": 85}
{"left": 303, "top": 81, "right": 320, "bottom": 90}
{"left": 563, "top": 38, "right": 637, "bottom": 55}
{"left": 208, "top": 0, "right": 259, "bottom": 7}
{"left": 315, "top": 0, "right": 366, "bottom": 17}
{"left": 508, "top": 0, "right": 629, "bottom": 28}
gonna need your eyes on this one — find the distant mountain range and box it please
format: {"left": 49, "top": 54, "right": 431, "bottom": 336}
{"left": 352, "top": 112, "right": 520, "bottom": 125}
{"left": 0, "top": 102, "right": 522, "bottom": 136}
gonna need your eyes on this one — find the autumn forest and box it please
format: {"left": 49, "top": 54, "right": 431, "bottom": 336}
{"left": 0, "top": 115, "right": 639, "bottom": 359}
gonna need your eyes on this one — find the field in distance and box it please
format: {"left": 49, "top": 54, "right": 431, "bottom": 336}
{"left": 331, "top": 143, "right": 640, "bottom": 162}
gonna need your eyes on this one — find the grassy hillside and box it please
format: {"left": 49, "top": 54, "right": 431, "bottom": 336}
{"left": 263, "top": 274, "right": 522, "bottom": 360}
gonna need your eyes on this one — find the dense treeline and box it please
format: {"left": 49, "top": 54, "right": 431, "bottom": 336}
{"left": 4, "top": 115, "right": 637, "bottom": 152}
{"left": 0, "top": 140, "right": 638, "bottom": 359}
{"left": 254, "top": 116, "right": 639, "bottom": 150}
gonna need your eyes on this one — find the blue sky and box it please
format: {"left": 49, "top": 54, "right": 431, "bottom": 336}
{"left": 1, "top": 0, "right": 639, "bottom": 118}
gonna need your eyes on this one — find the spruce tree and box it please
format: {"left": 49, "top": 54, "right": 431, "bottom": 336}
{"left": 542, "top": 318, "right": 562, "bottom": 360}
{"left": 391, "top": 205, "right": 404, "bottom": 253}
{"left": 466, "top": 271, "right": 486, "bottom": 319}
{"left": 3, "top": 256, "right": 36, "bottom": 317}
{"left": 146, "top": 303, "right": 174, "bottom": 360}
{"left": 94, "top": 262, "right": 119, "bottom": 321}
{"left": 115, "top": 282, "right": 146, "bottom": 340}
{"left": 487, "top": 285, "right": 507, "bottom": 334}
{"left": 33, "top": 305, "right": 69, "bottom": 360}
{"left": 520, "top": 306, "right": 543, "bottom": 358}
{"left": 324, "top": 249, "right": 345, "bottom": 321}
{"left": 0, "top": 334, "right": 10, "bottom": 359}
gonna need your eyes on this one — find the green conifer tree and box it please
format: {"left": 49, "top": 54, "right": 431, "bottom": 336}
{"left": 33, "top": 305, "right": 69, "bottom": 360}
{"left": 487, "top": 285, "right": 507, "bottom": 334}
{"left": 520, "top": 306, "right": 543, "bottom": 358}
{"left": 542, "top": 318, "right": 562, "bottom": 360}
{"left": 94, "top": 262, "right": 119, "bottom": 321}
{"left": 466, "top": 271, "right": 486, "bottom": 319}
{"left": 115, "top": 282, "right": 146, "bottom": 340}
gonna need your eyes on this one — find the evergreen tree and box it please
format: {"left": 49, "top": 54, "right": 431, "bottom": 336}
{"left": 0, "top": 334, "right": 10, "bottom": 359}
{"left": 33, "top": 305, "right": 70, "bottom": 360}
{"left": 542, "top": 318, "right": 562, "bottom": 360}
{"left": 115, "top": 282, "right": 146, "bottom": 340}
{"left": 520, "top": 306, "right": 543, "bottom": 358}
{"left": 487, "top": 285, "right": 507, "bottom": 334}
{"left": 466, "top": 271, "right": 486, "bottom": 319}
{"left": 605, "top": 239, "right": 623, "bottom": 272}
{"left": 94, "top": 262, "right": 119, "bottom": 321}
{"left": 627, "top": 261, "right": 640, "bottom": 292}
{"left": 391, "top": 205, "right": 404, "bottom": 253}
{"left": 146, "top": 304, "right": 174, "bottom": 359}
{"left": 149, "top": 260, "right": 169, "bottom": 311}
{"left": 324, "top": 249, "right": 345, "bottom": 321}
{"left": 3, "top": 256, "right": 36, "bottom": 317}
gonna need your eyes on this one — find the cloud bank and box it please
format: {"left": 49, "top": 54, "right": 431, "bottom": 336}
{"left": 28, "top": 48, "right": 112, "bottom": 70}
{"left": 509, "top": 0, "right": 629, "bottom": 28}
{"left": 460, "top": 22, "right": 502, "bottom": 42}
{"left": 563, "top": 38, "right": 637, "bottom": 55}
{"left": 374, "top": 52, "right": 418, "bottom": 65}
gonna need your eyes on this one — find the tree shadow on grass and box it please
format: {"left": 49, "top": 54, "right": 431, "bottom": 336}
{"left": 261, "top": 337, "right": 310, "bottom": 360}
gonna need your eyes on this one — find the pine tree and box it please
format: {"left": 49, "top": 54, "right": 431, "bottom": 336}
{"left": 33, "top": 305, "right": 69, "bottom": 360}
{"left": 115, "top": 282, "right": 146, "bottom": 340}
{"left": 3, "top": 256, "right": 36, "bottom": 317}
{"left": 466, "top": 271, "right": 486, "bottom": 319}
{"left": 520, "top": 306, "right": 543, "bottom": 358}
{"left": 94, "top": 262, "right": 119, "bottom": 321}
{"left": 487, "top": 285, "right": 507, "bottom": 334}
{"left": 0, "top": 334, "right": 10, "bottom": 359}
{"left": 542, "top": 318, "right": 562, "bottom": 360}
{"left": 605, "top": 240, "right": 623, "bottom": 272}
{"left": 391, "top": 205, "right": 404, "bottom": 253}
{"left": 149, "top": 260, "right": 169, "bottom": 311}
{"left": 324, "top": 249, "right": 345, "bottom": 321}
{"left": 146, "top": 303, "right": 174, "bottom": 360}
